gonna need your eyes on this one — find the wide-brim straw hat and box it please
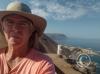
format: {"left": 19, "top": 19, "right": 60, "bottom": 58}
{"left": 0, "top": 1, "right": 47, "bottom": 37}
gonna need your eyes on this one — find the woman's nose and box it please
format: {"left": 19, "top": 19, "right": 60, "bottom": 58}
{"left": 12, "top": 24, "right": 19, "bottom": 32}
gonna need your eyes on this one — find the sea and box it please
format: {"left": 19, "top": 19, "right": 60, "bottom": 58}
{"left": 54, "top": 38, "right": 100, "bottom": 74}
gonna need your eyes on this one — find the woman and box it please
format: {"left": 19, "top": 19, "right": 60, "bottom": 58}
{"left": 0, "top": 1, "right": 55, "bottom": 74}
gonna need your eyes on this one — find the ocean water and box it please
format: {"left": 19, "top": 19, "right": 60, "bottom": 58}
{"left": 55, "top": 38, "right": 100, "bottom": 74}
{"left": 91, "top": 55, "right": 100, "bottom": 74}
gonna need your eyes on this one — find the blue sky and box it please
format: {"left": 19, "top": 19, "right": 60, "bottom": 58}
{"left": 0, "top": 0, "right": 100, "bottom": 39}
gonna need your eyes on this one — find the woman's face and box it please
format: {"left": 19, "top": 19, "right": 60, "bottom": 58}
{"left": 1, "top": 14, "right": 34, "bottom": 48}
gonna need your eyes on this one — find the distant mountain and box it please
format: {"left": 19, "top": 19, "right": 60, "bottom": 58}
{"left": 45, "top": 33, "right": 68, "bottom": 44}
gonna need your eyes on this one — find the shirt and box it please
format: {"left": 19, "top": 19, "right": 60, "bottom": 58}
{"left": 0, "top": 48, "right": 55, "bottom": 74}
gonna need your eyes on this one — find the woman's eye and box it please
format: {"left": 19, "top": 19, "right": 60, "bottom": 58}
{"left": 18, "top": 23, "right": 27, "bottom": 26}
{"left": 7, "top": 21, "right": 13, "bottom": 24}
{"left": 5, "top": 19, "right": 13, "bottom": 23}
{"left": 7, "top": 24, "right": 13, "bottom": 26}
{"left": 6, "top": 22, "right": 13, "bottom": 26}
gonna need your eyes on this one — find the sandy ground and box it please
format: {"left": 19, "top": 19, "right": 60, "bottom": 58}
{"left": 46, "top": 53, "right": 81, "bottom": 74}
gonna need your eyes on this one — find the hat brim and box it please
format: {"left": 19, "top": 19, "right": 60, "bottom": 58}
{"left": 0, "top": 11, "right": 47, "bottom": 36}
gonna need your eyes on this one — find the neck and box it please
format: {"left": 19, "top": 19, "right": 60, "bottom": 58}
{"left": 6, "top": 44, "right": 29, "bottom": 61}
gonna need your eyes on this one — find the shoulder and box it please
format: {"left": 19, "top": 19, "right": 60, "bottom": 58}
{"left": 27, "top": 49, "right": 55, "bottom": 74}
{"left": 28, "top": 49, "right": 53, "bottom": 63}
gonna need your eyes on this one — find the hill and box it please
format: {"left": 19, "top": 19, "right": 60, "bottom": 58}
{"left": 45, "top": 33, "right": 68, "bottom": 44}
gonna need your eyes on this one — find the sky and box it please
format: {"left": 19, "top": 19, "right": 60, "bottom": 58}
{"left": 0, "top": 0, "right": 100, "bottom": 39}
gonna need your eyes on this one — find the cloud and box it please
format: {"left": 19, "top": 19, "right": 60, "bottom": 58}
{"left": 46, "top": 2, "right": 87, "bottom": 20}
{"left": 91, "top": 2, "right": 100, "bottom": 12}
{"left": 29, "top": 0, "right": 100, "bottom": 20}
{"left": 31, "top": 9, "right": 48, "bottom": 18}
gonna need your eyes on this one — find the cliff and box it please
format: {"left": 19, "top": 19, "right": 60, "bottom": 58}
{"left": 46, "top": 33, "right": 68, "bottom": 44}
{"left": 38, "top": 34, "right": 81, "bottom": 74}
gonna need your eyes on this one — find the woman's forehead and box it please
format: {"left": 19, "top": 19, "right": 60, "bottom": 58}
{"left": 4, "top": 14, "right": 27, "bottom": 19}
{"left": 2, "top": 14, "right": 32, "bottom": 23}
